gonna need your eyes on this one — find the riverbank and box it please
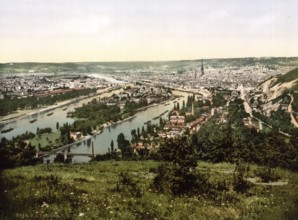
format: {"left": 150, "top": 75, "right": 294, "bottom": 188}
{"left": 44, "top": 97, "right": 175, "bottom": 155}
{"left": 0, "top": 87, "right": 120, "bottom": 126}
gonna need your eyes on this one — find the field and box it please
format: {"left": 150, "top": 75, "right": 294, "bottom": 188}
{"left": 1, "top": 161, "right": 297, "bottom": 219}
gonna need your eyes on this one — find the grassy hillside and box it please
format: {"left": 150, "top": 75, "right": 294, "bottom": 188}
{"left": 275, "top": 67, "right": 298, "bottom": 88}
{"left": 1, "top": 161, "right": 297, "bottom": 219}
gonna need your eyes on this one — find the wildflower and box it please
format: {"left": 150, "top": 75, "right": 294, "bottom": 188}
{"left": 79, "top": 213, "right": 85, "bottom": 217}
{"left": 41, "top": 202, "right": 49, "bottom": 208}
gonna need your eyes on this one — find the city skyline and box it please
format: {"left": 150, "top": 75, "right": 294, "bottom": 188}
{"left": 0, "top": 0, "right": 298, "bottom": 62}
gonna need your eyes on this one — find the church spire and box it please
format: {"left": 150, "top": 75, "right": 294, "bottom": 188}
{"left": 201, "top": 59, "right": 204, "bottom": 76}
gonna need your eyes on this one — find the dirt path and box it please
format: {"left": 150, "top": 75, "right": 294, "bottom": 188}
{"left": 247, "top": 177, "right": 288, "bottom": 186}
{"left": 288, "top": 94, "right": 298, "bottom": 127}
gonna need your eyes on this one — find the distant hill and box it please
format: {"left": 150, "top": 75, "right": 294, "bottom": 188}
{"left": 1, "top": 57, "right": 298, "bottom": 74}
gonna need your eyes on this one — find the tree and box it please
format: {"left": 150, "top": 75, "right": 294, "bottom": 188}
{"left": 117, "top": 133, "right": 125, "bottom": 149}
{"left": 159, "top": 117, "right": 164, "bottom": 126}
{"left": 111, "top": 140, "right": 114, "bottom": 152}
{"left": 137, "top": 127, "right": 140, "bottom": 138}
{"left": 153, "top": 136, "right": 203, "bottom": 195}
{"left": 195, "top": 121, "right": 230, "bottom": 162}
{"left": 54, "top": 153, "right": 65, "bottom": 163}
{"left": 131, "top": 129, "right": 137, "bottom": 142}
{"left": 1, "top": 137, "right": 7, "bottom": 146}
{"left": 141, "top": 126, "right": 145, "bottom": 136}
{"left": 117, "top": 133, "right": 133, "bottom": 158}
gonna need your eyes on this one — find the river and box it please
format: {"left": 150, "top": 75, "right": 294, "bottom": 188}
{"left": 0, "top": 90, "right": 190, "bottom": 163}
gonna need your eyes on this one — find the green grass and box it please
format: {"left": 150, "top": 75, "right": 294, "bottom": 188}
{"left": 0, "top": 161, "right": 297, "bottom": 219}
{"left": 28, "top": 131, "right": 62, "bottom": 151}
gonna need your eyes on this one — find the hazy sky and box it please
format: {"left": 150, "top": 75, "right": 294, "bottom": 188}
{"left": 0, "top": 0, "right": 297, "bottom": 62}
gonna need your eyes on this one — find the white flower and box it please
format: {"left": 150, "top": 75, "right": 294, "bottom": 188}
{"left": 41, "top": 202, "right": 49, "bottom": 208}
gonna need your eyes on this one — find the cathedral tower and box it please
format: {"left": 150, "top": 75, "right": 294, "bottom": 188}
{"left": 201, "top": 59, "right": 204, "bottom": 76}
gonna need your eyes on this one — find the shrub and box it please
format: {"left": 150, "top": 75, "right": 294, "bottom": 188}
{"left": 152, "top": 163, "right": 211, "bottom": 196}
{"left": 254, "top": 167, "right": 281, "bottom": 183}
{"left": 54, "top": 153, "right": 65, "bottom": 163}
{"left": 233, "top": 163, "right": 250, "bottom": 193}
{"left": 115, "top": 172, "right": 142, "bottom": 197}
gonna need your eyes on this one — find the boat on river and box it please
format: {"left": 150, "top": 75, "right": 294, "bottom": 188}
{"left": 1, "top": 127, "right": 14, "bottom": 133}
{"left": 29, "top": 119, "right": 37, "bottom": 123}
{"left": 152, "top": 116, "right": 160, "bottom": 120}
{"left": 158, "top": 110, "right": 169, "bottom": 117}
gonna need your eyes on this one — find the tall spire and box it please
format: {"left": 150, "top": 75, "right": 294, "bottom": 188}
{"left": 201, "top": 59, "right": 204, "bottom": 76}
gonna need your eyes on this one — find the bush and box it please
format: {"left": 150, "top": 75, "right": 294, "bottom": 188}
{"left": 152, "top": 163, "right": 174, "bottom": 194}
{"left": 115, "top": 172, "right": 142, "bottom": 197}
{"left": 254, "top": 167, "right": 281, "bottom": 182}
{"left": 54, "top": 153, "right": 65, "bottom": 163}
{"left": 152, "top": 163, "right": 211, "bottom": 196}
{"left": 233, "top": 163, "right": 250, "bottom": 193}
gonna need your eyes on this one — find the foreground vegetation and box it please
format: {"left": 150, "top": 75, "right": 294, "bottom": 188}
{"left": 0, "top": 161, "right": 297, "bottom": 219}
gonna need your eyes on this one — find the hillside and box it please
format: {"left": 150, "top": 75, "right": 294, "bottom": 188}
{"left": 275, "top": 68, "right": 298, "bottom": 88}
{"left": 1, "top": 161, "right": 298, "bottom": 219}
{"left": 249, "top": 67, "right": 298, "bottom": 115}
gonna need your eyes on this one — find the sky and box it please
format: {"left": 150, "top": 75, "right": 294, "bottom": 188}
{"left": 0, "top": 0, "right": 297, "bottom": 62}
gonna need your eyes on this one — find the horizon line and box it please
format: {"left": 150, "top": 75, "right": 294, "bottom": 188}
{"left": 1, "top": 56, "right": 298, "bottom": 64}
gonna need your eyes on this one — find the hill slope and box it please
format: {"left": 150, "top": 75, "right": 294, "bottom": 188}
{"left": 1, "top": 161, "right": 298, "bottom": 219}
{"left": 249, "top": 67, "right": 298, "bottom": 114}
